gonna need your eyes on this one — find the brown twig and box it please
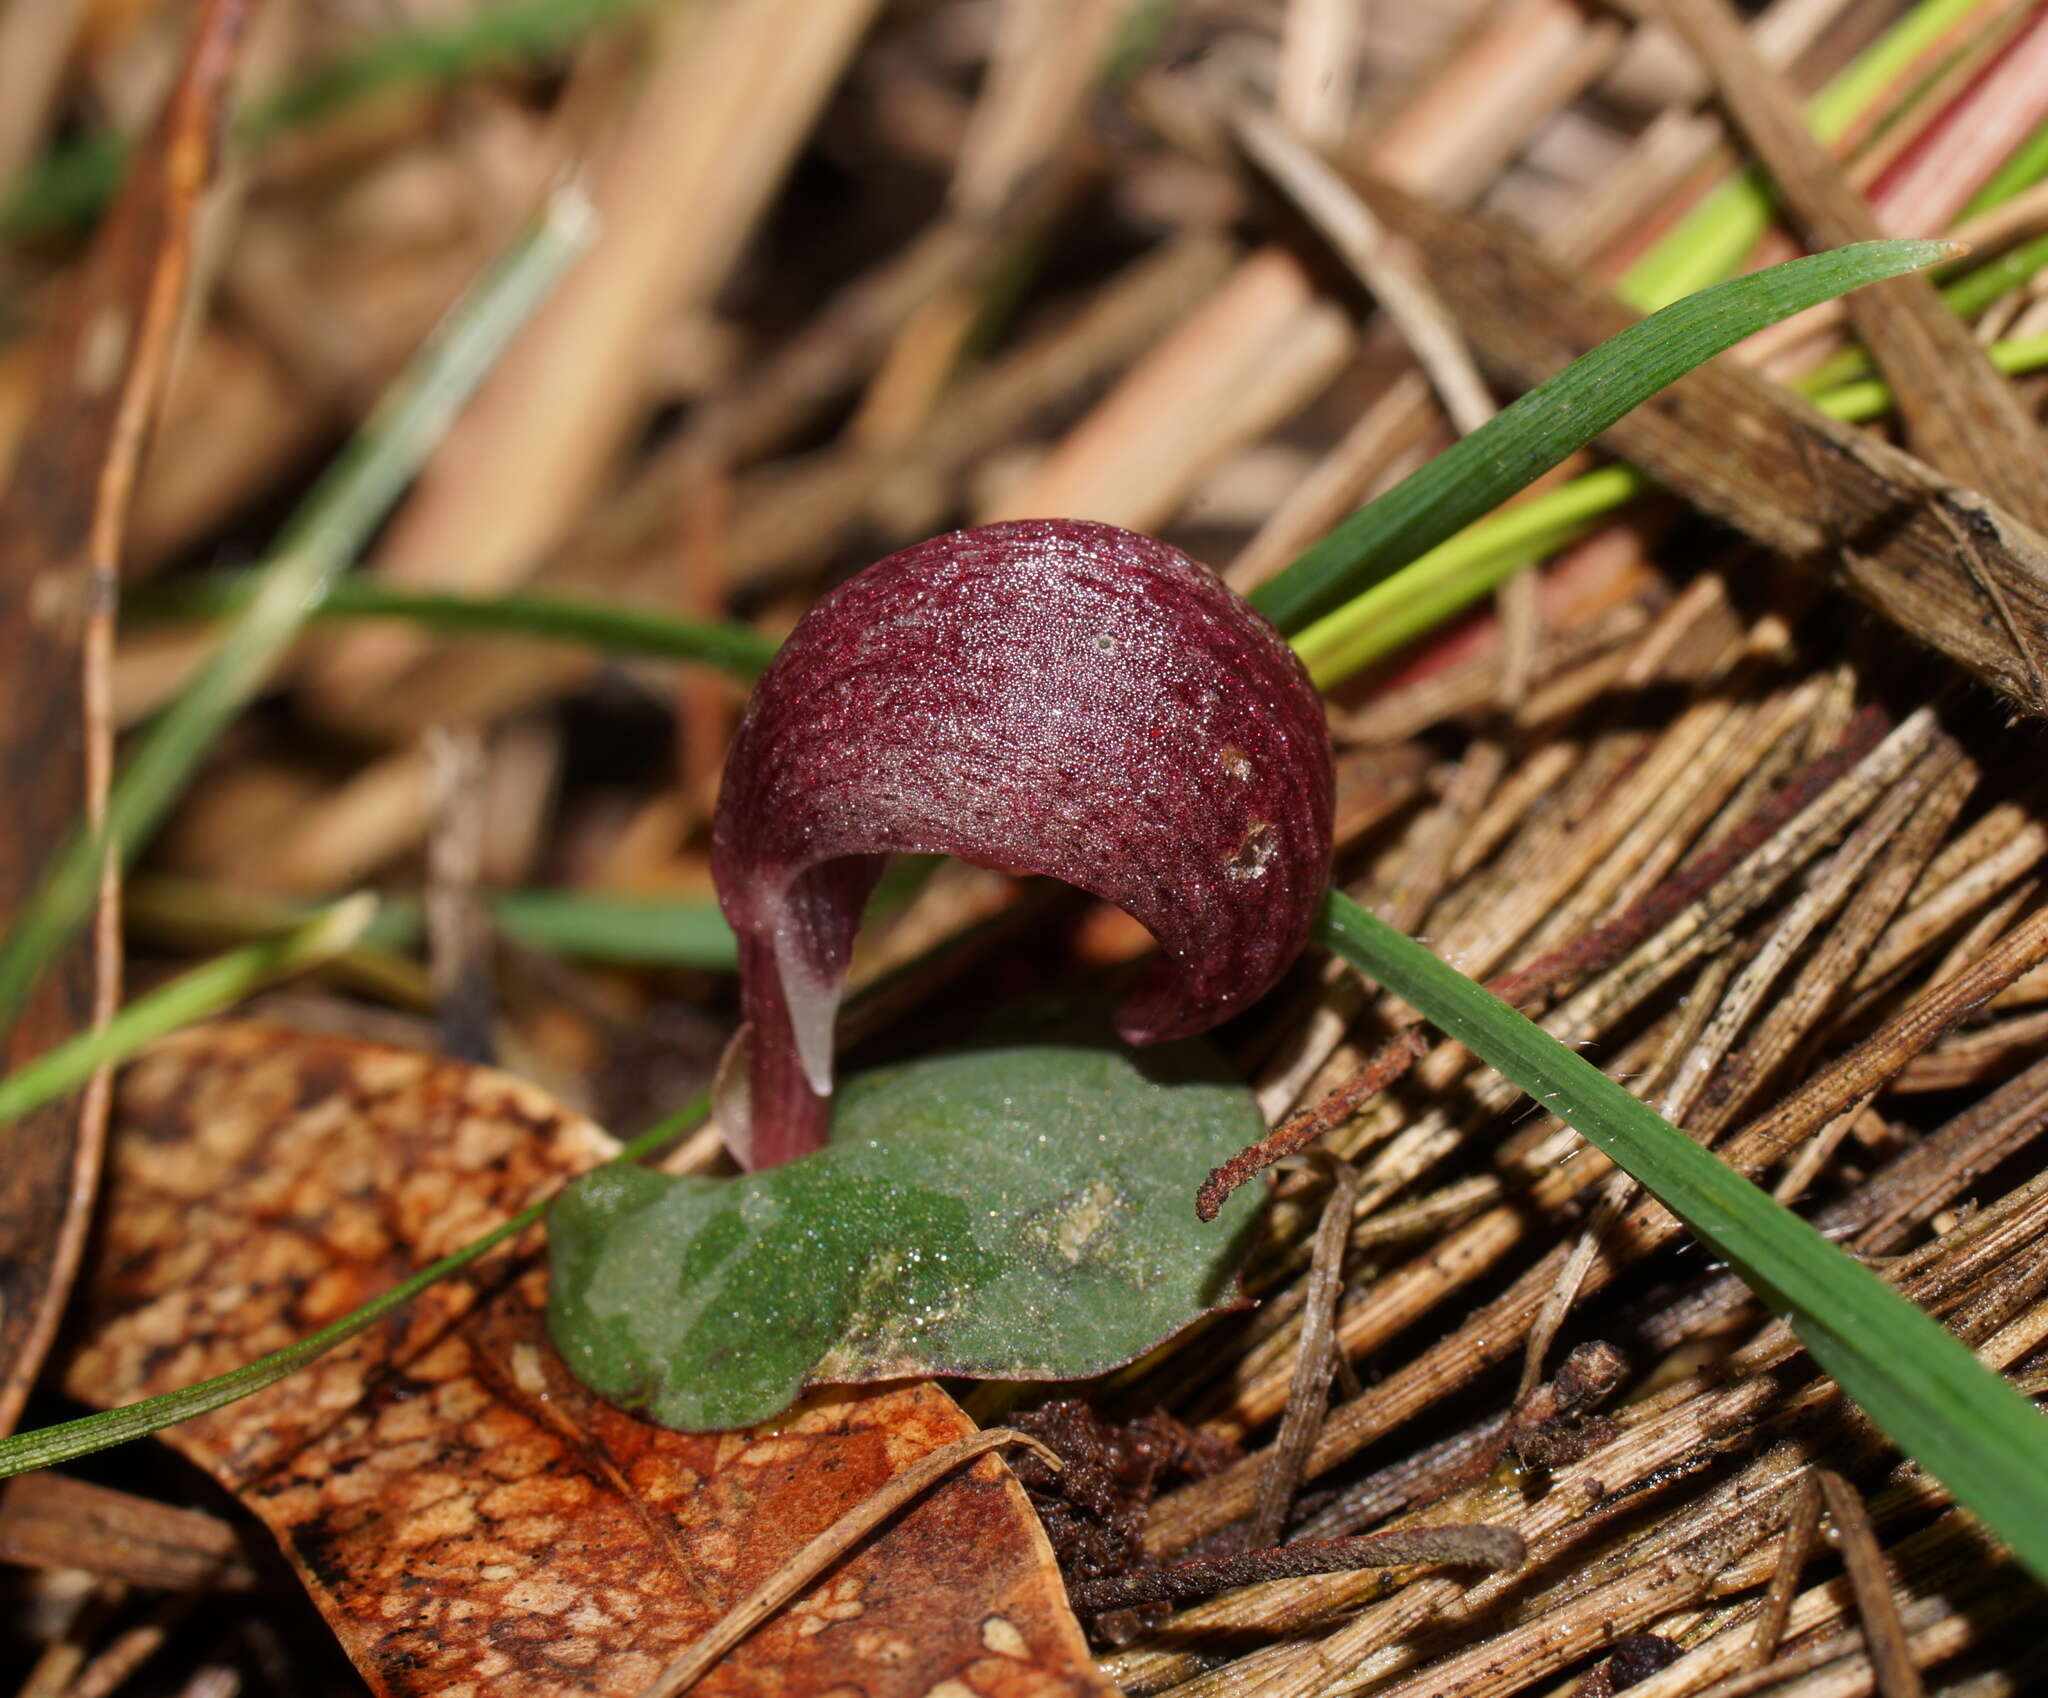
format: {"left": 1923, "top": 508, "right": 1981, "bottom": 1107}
{"left": 1662, "top": 0, "right": 2048, "bottom": 533}
{"left": 1247, "top": 1157, "right": 1360, "bottom": 1548}
{"left": 1746, "top": 1469, "right": 1825, "bottom": 1673}
{"left": 637, "top": 1428, "right": 1060, "bottom": 1698}
{"left": 1815, "top": 1469, "right": 1929, "bottom": 1698}
{"left": 1068, "top": 1524, "right": 1523, "bottom": 1615}
{"left": 1230, "top": 101, "right": 1543, "bottom": 706}
{"left": 1347, "top": 167, "right": 2048, "bottom": 718}
{"left": 1197, "top": 1032, "right": 1423, "bottom": 1220}
{"left": 54, "top": 1596, "right": 196, "bottom": 1698}
{"left": 1490, "top": 702, "right": 1892, "bottom": 1007}
{"left": 0, "top": 1473, "right": 252, "bottom": 1593}
{"left": 0, "top": 0, "right": 256, "bottom": 1442}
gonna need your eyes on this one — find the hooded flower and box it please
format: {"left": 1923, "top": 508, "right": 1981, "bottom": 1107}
{"left": 711, "top": 519, "right": 1334, "bottom": 1168}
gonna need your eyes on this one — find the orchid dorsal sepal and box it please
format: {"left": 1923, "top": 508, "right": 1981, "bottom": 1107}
{"left": 709, "top": 519, "right": 1336, "bottom": 1169}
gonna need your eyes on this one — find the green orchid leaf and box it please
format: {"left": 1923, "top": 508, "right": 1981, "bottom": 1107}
{"left": 547, "top": 1033, "right": 1265, "bottom": 1431}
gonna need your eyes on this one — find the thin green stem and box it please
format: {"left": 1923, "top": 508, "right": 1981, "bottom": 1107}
{"left": 0, "top": 1093, "right": 705, "bottom": 1479}
{"left": 1290, "top": 327, "right": 2048, "bottom": 686}
{"left": 0, "top": 897, "right": 377, "bottom": 1129}
{"left": 1250, "top": 240, "right": 1952, "bottom": 635}
{"left": 1313, "top": 890, "right": 2048, "bottom": 1587}
{"left": 1959, "top": 111, "right": 2048, "bottom": 219}
{"left": 0, "top": 190, "right": 592, "bottom": 1033}
{"left": 489, "top": 890, "right": 738, "bottom": 969}
{"left": 127, "top": 575, "right": 777, "bottom": 680}
{"left": 1621, "top": 0, "right": 1999, "bottom": 309}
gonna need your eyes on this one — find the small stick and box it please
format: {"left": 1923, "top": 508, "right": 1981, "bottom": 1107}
{"left": 1487, "top": 703, "right": 1890, "bottom": 1007}
{"left": 1932, "top": 496, "right": 2048, "bottom": 710}
{"left": 1232, "top": 101, "right": 1541, "bottom": 708}
{"left": 1233, "top": 107, "right": 1495, "bottom": 437}
{"left": 1067, "top": 1524, "right": 1523, "bottom": 1616}
{"left": 1198, "top": 1034, "right": 1424, "bottom": 1220}
{"left": 1247, "top": 1157, "right": 1360, "bottom": 1547}
{"left": 1660, "top": 0, "right": 2048, "bottom": 539}
{"left": 53, "top": 1595, "right": 194, "bottom": 1698}
{"left": 1744, "top": 1471, "right": 1823, "bottom": 1674}
{"left": 638, "top": 1428, "right": 1059, "bottom": 1698}
{"left": 1813, "top": 1469, "right": 1927, "bottom": 1698}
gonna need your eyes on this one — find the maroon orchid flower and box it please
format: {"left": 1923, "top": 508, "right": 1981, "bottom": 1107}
{"left": 710, "top": 519, "right": 1335, "bottom": 1169}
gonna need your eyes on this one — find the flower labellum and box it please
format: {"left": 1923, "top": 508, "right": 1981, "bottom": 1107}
{"left": 710, "top": 519, "right": 1336, "bottom": 1169}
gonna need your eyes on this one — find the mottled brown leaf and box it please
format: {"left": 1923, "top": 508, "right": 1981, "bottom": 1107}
{"left": 64, "top": 1023, "right": 1110, "bottom": 1698}
{"left": 0, "top": 0, "right": 256, "bottom": 1435}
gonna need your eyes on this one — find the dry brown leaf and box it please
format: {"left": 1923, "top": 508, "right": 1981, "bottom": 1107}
{"left": 0, "top": 0, "right": 255, "bottom": 1437}
{"left": 65, "top": 1022, "right": 1109, "bottom": 1698}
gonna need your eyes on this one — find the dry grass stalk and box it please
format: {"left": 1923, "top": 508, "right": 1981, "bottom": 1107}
{"left": 0, "top": 0, "right": 252, "bottom": 1443}
{"left": 307, "top": 0, "right": 882, "bottom": 721}
{"left": 1351, "top": 170, "right": 2048, "bottom": 715}
{"left": 13, "top": 3, "right": 2048, "bottom": 1693}
{"left": 1662, "top": 0, "right": 2048, "bottom": 528}
{"left": 1813, "top": 1469, "right": 1928, "bottom": 1698}
{"left": 0, "top": 1475, "right": 250, "bottom": 1594}
{"left": 1246, "top": 1156, "right": 1359, "bottom": 1549}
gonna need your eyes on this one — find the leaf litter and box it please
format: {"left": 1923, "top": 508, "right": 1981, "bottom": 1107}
{"left": 0, "top": 0, "right": 253, "bottom": 1443}
{"left": 8, "top": 2, "right": 2048, "bottom": 1695}
{"left": 66, "top": 1021, "right": 1107, "bottom": 1698}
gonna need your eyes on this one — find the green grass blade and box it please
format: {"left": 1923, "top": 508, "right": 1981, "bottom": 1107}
{"left": 0, "top": 897, "right": 378, "bottom": 1129}
{"left": 0, "top": 1090, "right": 704, "bottom": 1479}
{"left": 490, "top": 891, "right": 739, "bottom": 969}
{"left": 128, "top": 575, "right": 777, "bottom": 680}
{"left": 1248, "top": 239, "right": 1952, "bottom": 635}
{"left": 1801, "top": 233, "right": 2048, "bottom": 394}
{"left": 486, "top": 868, "right": 945, "bottom": 968}
{"left": 1620, "top": 0, "right": 1994, "bottom": 309}
{"left": 135, "top": 265, "right": 2048, "bottom": 704}
{"left": 1314, "top": 889, "right": 2048, "bottom": 1584}
{"left": 0, "top": 190, "right": 593, "bottom": 1032}
{"left": 179, "top": 304, "right": 2041, "bottom": 707}
{"left": 183, "top": 886, "right": 741, "bottom": 972}
{"left": 127, "top": 317, "right": 2048, "bottom": 701}
{"left": 1291, "top": 465, "right": 1639, "bottom": 687}
{"left": 483, "top": 860, "right": 935, "bottom": 968}
{"left": 1289, "top": 326, "right": 2048, "bottom": 685}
